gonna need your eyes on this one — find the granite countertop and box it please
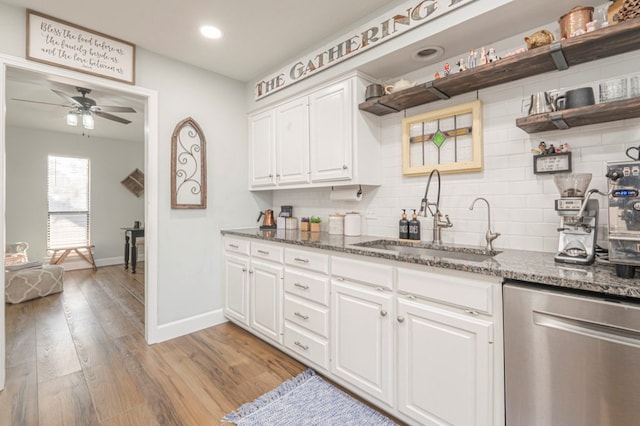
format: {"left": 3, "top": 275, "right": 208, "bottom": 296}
{"left": 221, "top": 228, "right": 640, "bottom": 300}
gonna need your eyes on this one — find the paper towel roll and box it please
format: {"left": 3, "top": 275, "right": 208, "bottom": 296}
{"left": 329, "top": 187, "right": 363, "bottom": 201}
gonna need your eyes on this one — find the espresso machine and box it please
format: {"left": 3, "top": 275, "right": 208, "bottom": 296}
{"left": 553, "top": 173, "right": 600, "bottom": 265}
{"left": 606, "top": 160, "right": 640, "bottom": 277}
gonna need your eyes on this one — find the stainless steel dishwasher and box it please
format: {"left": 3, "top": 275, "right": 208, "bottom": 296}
{"left": 504, "top": 281, "right": 640, "bottom": 426}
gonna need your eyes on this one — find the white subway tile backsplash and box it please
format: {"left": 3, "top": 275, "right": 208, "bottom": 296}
{"left": 272, "top": 49, "right": 640, "bottom": 254}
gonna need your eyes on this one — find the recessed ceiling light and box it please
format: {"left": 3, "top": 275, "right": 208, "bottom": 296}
{"left": 200, "top": 25, "right": 223, "bottom": 39}
{"left": 411, "top": 46, "right": 444, "bottom": 63}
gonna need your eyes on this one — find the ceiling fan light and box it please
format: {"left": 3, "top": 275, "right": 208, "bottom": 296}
{"left": 82, "top": 112, "right": 94, "bottom": 130}
{"left": 66, "top": 112, "right": 78, "bottom": 126}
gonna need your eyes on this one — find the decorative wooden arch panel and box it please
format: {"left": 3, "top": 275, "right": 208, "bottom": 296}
{"left": 171, "top": 117, "right": 207, "bottom": 209}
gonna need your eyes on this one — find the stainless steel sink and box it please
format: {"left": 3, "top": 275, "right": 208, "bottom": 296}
{"left": 352, "top": 240, "right": 500, "bottom": 263}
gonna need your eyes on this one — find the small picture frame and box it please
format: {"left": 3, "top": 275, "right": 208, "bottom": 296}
{"left": 533, "top": 152, "right": 572, "bottom": 174}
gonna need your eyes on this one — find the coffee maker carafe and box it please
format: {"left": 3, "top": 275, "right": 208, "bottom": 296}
{"left": 258, "top": 209, "right": 276, "bottom": 230}
{"left": 553, "top": 173, "right": 602, "bottom": 265}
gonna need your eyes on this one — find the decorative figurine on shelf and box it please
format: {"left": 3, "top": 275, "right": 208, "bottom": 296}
{"left": 468, "top": 49, "right": 477, "bottom": 68}
{"left": 532, "top": 141, "right": 548, "bottom": 155}
{"left": 443, "top": 62, "right": 451, "bottom": 76}
{"left": 479, "top": 47, "right": 488, "bottom": 65}
{"left": 546, "top": 144, "right": 556, "bottom": 154}
{"left": 558, "top": 143, "right": 571, "bottom": 153}
{"left": 487, "top": 47, "right": 500, "bottom": 63}
{"left": 456, "top": 58, "right": 467, "bottom": 72}
{"left": 434, "top": 71, "right": 441, "bottom": 79}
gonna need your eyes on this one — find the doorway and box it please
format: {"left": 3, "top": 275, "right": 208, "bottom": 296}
{"left": 0, "top": 54, "right": 160, "bottom": 390}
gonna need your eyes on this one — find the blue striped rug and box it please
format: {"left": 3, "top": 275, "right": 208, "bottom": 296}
{"left": 223, "top": 369, "right": 397, "bottom": 425}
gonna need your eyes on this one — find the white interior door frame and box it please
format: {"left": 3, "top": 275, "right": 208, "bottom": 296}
{"left": 0, "top": 53, "right": 160, "bottom": 391}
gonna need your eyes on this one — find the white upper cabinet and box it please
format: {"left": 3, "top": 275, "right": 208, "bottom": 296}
{"left": 248, "top": 72, "right": 381, "bottom": 190}
{"left": 248, "top": 109, "right": 276, "bottom": 188}
{"left": 309, "top": 79, "right": 352, "bottom": 182}
{"left": 276, "top": 98, "right": 310, "bottom": 185}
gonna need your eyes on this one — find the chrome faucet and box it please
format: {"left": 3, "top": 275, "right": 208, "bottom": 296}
{"left": 469, "top": 197, "right": 501, "bottom": 254}
{"left": 419, "top": 169, "right": 453, "bottom": 244}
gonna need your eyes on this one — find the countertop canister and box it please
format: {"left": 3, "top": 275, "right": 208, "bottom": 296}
{"left": 344, "top": 212, "right": 361, "bottom": 236}
{"left": 329, "top": 214, "right": 345, "bottom": 235}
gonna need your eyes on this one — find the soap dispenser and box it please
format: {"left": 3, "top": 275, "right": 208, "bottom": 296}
{"left": 399, "top": 209, "right": 409, "bottom": 239}
{"left": 409, "top": 209, "right": 421, "bottom": 240}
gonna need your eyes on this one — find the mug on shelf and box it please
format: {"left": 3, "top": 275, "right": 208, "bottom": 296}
{"left": 555, "top": 87, "right": 595, "bottom": 110}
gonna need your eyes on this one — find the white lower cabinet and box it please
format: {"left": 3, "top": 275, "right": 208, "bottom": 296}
{"left": 331, "top": 257, "right": 394, "bottom": 407}
{"left": 249, "top": 258, "right": 283, "bottom": 345}
{"left": 222, "top": 236, "right": 503, "bottom": 425}
{"left": 397, "top": 297, "right": 493, "bottom": 425}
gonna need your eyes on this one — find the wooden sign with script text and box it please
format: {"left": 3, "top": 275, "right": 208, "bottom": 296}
{"left": 26, "top": 9, "right": 136, "bottom": 84}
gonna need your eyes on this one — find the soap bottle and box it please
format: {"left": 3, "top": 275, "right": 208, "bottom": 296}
{"left": 399, "top": 209, "right": 409, "bottom": 239}
{"left": 409, "top": 209, "right": 421, "bottom": 240}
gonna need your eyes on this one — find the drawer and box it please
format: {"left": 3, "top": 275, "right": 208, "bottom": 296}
{"left": 284, "top": 323, "right": 329, "bottom": 370}
{"left": 285, "top": 248, "right": 329, "bottom": 274}
{"left": 251, "top": 241, "right": 283, "bottom": 263}
{"left": 331, "top": 255, "right": 393, "bottom": 290}
{"left": 284, "top": 269, "right": 329, "bottom": 306}
{"left": 397, "top": 267, "right": 497, "bottom": 314}
{"left": 284, "top": 295, "right": 329, "bottom": 337}
{"left": 223, "top": 237, "right": 249, "bottom": 256}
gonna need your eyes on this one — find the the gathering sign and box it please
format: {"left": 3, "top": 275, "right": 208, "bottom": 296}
{"left": 26, "top": 9, "right": 136, "bottom": 85}
{"left": 255, "top": 0, "right": 475, "bottom": 100}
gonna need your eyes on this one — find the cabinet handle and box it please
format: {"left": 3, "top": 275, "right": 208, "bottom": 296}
{"left": 294, "top": 341, "right": 309, "bottom": 351}
{"left": 294, "top": 257, "right": 310, "bottom": 263}
{"left": 336, "top": 277, "right": 344, "bottom": 281}
{"left": 294, "top": 282, "right": 309, "bottom": 290}
{"left": 229, "top": 243, "right": 239, "bottom": 249}
{"left": 294, "top": 311, "right": 309, "bottom": 320}
{"left": 380, "top": 310, "right": 388, "bottom": 317}
{"left": 342, "top": 165, "right": 348, "bottom": 170}
{"left": 465, "top": 309, "right": 480, "bottom": 316}
{"left": 257, "top": 250, "right": 269, "bottom": 255}
{"left": 406, "top": 294, "right": 416, "bottom": 300}
{"left": 376, "top": 287, "right": 385, "bottom": 292}
{"left": 397, "top": 316, "right": 405, "bottom": 323}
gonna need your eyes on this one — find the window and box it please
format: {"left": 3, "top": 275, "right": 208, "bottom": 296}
{"left": 47, "top": 155, "right": 90, "bottom": 249}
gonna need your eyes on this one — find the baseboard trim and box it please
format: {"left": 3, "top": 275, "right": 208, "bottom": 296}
{"left": 153, "top": 309, "right": 227, "bottom": 343}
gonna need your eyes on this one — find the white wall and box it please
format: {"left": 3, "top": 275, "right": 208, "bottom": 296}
{"left": 0, "top": 2, "right": 268, "bottom": 333}
{"left": 5, "top": 126, "right": 144, "bottom": 262}
{"left": 272, "top": 28, "right": 640, "bottom": 254}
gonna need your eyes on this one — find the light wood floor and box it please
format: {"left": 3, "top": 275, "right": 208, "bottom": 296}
{"left": 1, "top": 264, "right": 307, "bottom": 425}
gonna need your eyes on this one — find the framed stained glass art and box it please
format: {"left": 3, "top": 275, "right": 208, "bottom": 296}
{"left": 402, "top": 100, "right": 483, "bottom": 176}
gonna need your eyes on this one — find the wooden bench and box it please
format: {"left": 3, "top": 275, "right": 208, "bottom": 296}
{"left": 49, "top": 245, "right": 97, "bottom": 271}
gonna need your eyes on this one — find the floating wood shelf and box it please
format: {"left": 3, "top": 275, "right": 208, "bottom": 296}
{"left": 515, "top": 97, "right": 640, "bottom": 133}
{"left": 359, "top": 18, "right": 640, "bottom": 116}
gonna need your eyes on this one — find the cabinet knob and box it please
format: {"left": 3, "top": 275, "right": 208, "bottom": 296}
{"left": 269, "top": 174, "right": 273, "bottom": 178}
{"left": 397, "top": 316, "right": 405, "bottom": 323}
{"left": 342, "top": 165, "right": 348, "bottom": 170}
{"left": 380, "top": 310, "right": 388, "bottom": 317}
{"left": 248, "top": 270, "right": 254, "bottom": 274}
{"left": 242, "top": 268, "right": 247, "bottom": 272}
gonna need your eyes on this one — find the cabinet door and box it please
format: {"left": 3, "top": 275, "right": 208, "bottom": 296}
{"left": 223, "top": 253, "right": 250, "bottom": 326}
{"left": 397, "top": 298, "right": 493, "bottom": 426}
{"left": 250, "top": 259, "right": 283, "bottom": 345}
{"left": 309, "top": 80, "right": 353, "bottom": 182}
{"left": 276, "top": 98, "right": 310, "bottom": 185}
{"left": 331, "top": 280, "right": 393, "bottom": 405}
{"left": 249, "top": 110, "right": 276, "bottom": 188}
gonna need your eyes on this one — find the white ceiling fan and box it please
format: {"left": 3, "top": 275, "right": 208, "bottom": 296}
{"left": 12, "top": 86, "right": 137, "bottom": 128}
